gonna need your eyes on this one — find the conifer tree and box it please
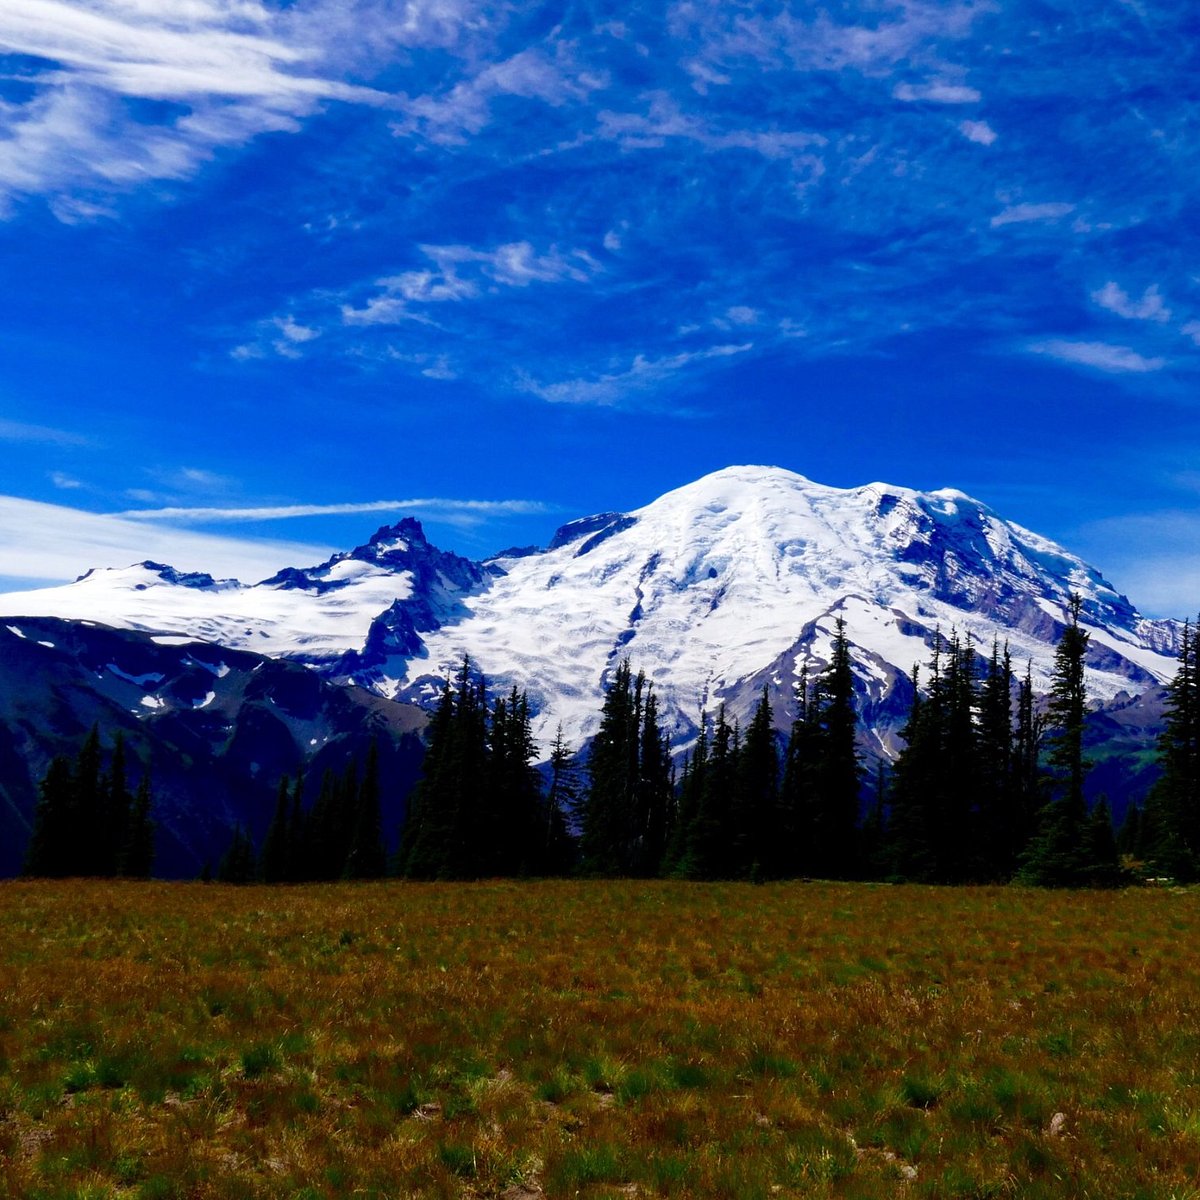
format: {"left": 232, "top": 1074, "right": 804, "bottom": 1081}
{"left": 889, "top": 658, "right": 939, "bottom": 881}
{"left": 217, "top": 824, "right": 258, "bottom": 883}
{"left": 778, "top": 667, "right": 816, "bottom": 876}
{"left": 72, "top": 725, "right": 103, "bottom": 876}
{"left": 261, "top": 776, "right": 293, "bottom": 884}
{"left": 345, "top": 741, "right": 387, "bottom": 879}
{"left": 1019, "top": 595, "right": 1118, "bottom": 886}
{"left": 665, "top": 718, "right": 707, "bottom": 876}
{"left": 541, "top": 725, "right": 579, "bottom": 874}
{"left": 24, "top": 755, "right": 73, "bottom": 877}
{"left": 580, "top": 661, "right": 641, "bottom": 875}
{"left": 682, "top": 705, "right": 736, "bottom": 879}
{"left": 101, "top": 734, "right": 132, "bottom": 877}
{"left": 1143, "top": 620, "right": 1200, "bottom": 879}
{"left": 634, "top": 689, "right": 673, "bottom": 876}
{"left": 399, "top": 658, "right": 491, "bottom": 879}
{"left": 808, "top": 620, "right": 861, "bottom": 877}
{"left": 976, "top": 640, "right": 1017, "bottom": 878}
{"left": 734, "top": 688, "right": 780, "bottom": 879}
{"left": 120, "top": 773, "right": 155, "bottom": 879}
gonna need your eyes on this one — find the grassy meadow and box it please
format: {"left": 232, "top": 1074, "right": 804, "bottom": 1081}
{"left": 1, "top": 880, "right": 1198, "bottom": 1199}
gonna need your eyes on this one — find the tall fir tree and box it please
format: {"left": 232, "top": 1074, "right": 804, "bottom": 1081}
{"left": 1020, "top": 594, "right": 1119, "bottom": 886}
{"left": 681, "top": 705, "right": 736, "bottom": 879}
{"left": 24, "top": 755, "right": 73, "bottom": 877}
{"left": 580, "top": 661, "right": 642, "bottom": 876}
{"left": 120, "top": 773, "right": 155, "bottom": 879}
{"left": 778, "top": 666, "right": 817, "bottom": 876}
{"left": 734, "top": 688, "right": 780, "bottom": 879}
{"left": 809, "top": 619, "right": 861, "bottom": 877}
{"left": 345, "top": 741, "right": 387, "bottom": 879}
{"left": 398, "top": 658, "right": 494, "bottom": 879}
{"left": 1143, "top": 620, "right": 1200, "bottom": 879}
{"left": 261, "top": 776, "right": 294, "bottom": 884}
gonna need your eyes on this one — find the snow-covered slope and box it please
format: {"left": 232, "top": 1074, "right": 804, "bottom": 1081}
{"left": 0, "top": 517, "right": 483, "bottom": 669}
{"left": 391, "top": 467, "right": 1179, "bottom": 753}
{"left": 0, "top": 467, "right": 1180, "bottom": 757}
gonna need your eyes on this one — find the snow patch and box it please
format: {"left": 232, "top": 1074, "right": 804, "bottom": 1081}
{"left": 5, "top": 625, "right": 25, "bottom": 638}
{"left": 106, "top": 663, "right": 165, "bottom": 686}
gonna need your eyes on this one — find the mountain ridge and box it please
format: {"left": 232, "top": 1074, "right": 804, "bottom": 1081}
{"left": 0, "top": 466, "right": 1182, "bottom": 764}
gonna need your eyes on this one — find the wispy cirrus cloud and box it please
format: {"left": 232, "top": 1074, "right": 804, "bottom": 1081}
{"left": 115, "top": 497, "right": 555, "bottom": 523}
{"left": 192, "top": 0, "right": 1195, "bottom": 407}
{"left": 990, "top": 202, "right": 1076, "bottom": 229}
{"left": 516, "top": 344, "right": 753, "bottom": 408}
{"left": 0, "top": 416, "right": 92, "bottom": 445}
{"left": 0, "top": 0, "right": 490, "bottom": 214}
{"left": 1027, "top": 339, "right": 1166, "bottom": 374}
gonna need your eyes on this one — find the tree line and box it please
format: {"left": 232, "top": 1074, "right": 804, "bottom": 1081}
{"left": 24, "top": 727, "right": 155, "bottom": 878}
{"left": 22, "top": 599, "right": 1200, "bottom": 887}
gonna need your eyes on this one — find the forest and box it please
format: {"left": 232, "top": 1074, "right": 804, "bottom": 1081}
{"left": 20, "top": 597, "right": 1200, "bottom": 888}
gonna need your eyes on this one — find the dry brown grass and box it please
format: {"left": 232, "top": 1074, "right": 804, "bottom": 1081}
{"left": 1, "top": 879, "right": 1199, "bottom": 1198}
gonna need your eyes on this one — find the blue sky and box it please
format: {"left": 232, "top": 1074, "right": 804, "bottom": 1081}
{"left": 1, "top": 0, "right": 1198, "bottom": 615}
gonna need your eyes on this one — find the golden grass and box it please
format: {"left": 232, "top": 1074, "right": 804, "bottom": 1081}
{"left": 1, "top": 879, "right": 1199, "bottom": 1198}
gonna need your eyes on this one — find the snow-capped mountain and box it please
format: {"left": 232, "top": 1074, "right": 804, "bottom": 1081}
{"left": 0, "top": 467, "right": 1181, "bottom": 759}
{"left": 3, "top": 517, "right": 483, "bottom": 670}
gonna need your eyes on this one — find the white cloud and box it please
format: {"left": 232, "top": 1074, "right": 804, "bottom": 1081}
{"left": 0, "top": 416, "right": 91, "bottom": 445}
{"left": 959, "top": 119, "right": 996, "bottom": 145}
{"left": 115, "top": 497, "right": 552, "bottom": 521}
{"left": 339, "top": 240, "right": 599, "bottom": 327}
{"left": 1183, "top": 320, "right": 1200, "bottom": 346}
{"left": 1091, "top": 281, "right": 1171, "bottom": 323}
{"left": 597, "top": 92, "right": 825, "bottom": 166}
{"left": 991, "top": 202, "right": 1076, "bottom": 228}
{"left": 1027, "top": 339, "right": 1166, "bottom": 373}
{"left": 394, "top": 43, "right": 604, "bottom": 145}
{"left": 519, "top": 343, "right": 752, "bottom": 406}
{"left": 0, "top": 494, "right": 334, "bottom": 585}
{"left": 49, "top": 471, "right": 83, "bottom": 489}
{"left": 725, "top": 306, "right": 759, "bottom": 325}
{"left": 894, "top": 81, "right": 981, "bottom": 104}
{"left": 0, "top": 0, "right": 414, "bottom": 212}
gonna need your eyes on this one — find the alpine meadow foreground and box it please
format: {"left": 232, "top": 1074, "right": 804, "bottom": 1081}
{"left": 1, "top": 882, "right": 1198, "bottom": 1200}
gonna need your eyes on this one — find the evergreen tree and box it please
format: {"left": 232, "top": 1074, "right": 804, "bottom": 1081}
{"left": 976, "top": 641, "right": 1017, "bottom": 878}
{"left": 808, "top": 619, "right": 861, "bottom": 877}
{"left": 120, "top": 773, "right": 155, "bottom": 879}
{"left": 682, "top": 705, "right": 736, "bottom": 879}
{"left": 1019, "top": 595, "right": 1117, "bottom": 886}
{"left": 345, "top": 741, "right": 387, "bottom": 879}
{"left": 217, "top": 824, "right": 258, "bottom": 883}
{"left": 580, "top": 661, "right": 641, "bottom": 876}
{"left": 489, "top": 688, "right": 542, "bottom": 875}
{"left": 889, "top": 658, "right": 939, "bottom": 881}
{"left": 101, "top": 734, "right": 132, "bottom": 877}
{"left": 541, "top": 725, "right": 579, "bottom": 874}
{"left": 71, "top": 725, "right": 103, "bottom": 876}
{"left": 1143, "top": 620, "right": 1200, "bottom": 879}
{"left": 261, "top": 776, "right": 293, "bottom": 884}
{"left": 778, "top": 667, "right": 817, "bottom": 876}
{"left": 665, "top": 718, "right": 707, "bottom": 876}
{"left": 24, "top": 755, "right": 73, "bottom": 877}
{"left": 1012, "top": 660, "right": 1044, "bottom": 857}
{"left": 634, "top": 689, "right": 673, "bottom": 876}
{"left": 398, "top": 658, "right": 491, "bottom": 879}
{"left": 734, "top": 688, "right": 780, "bottom": 879}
